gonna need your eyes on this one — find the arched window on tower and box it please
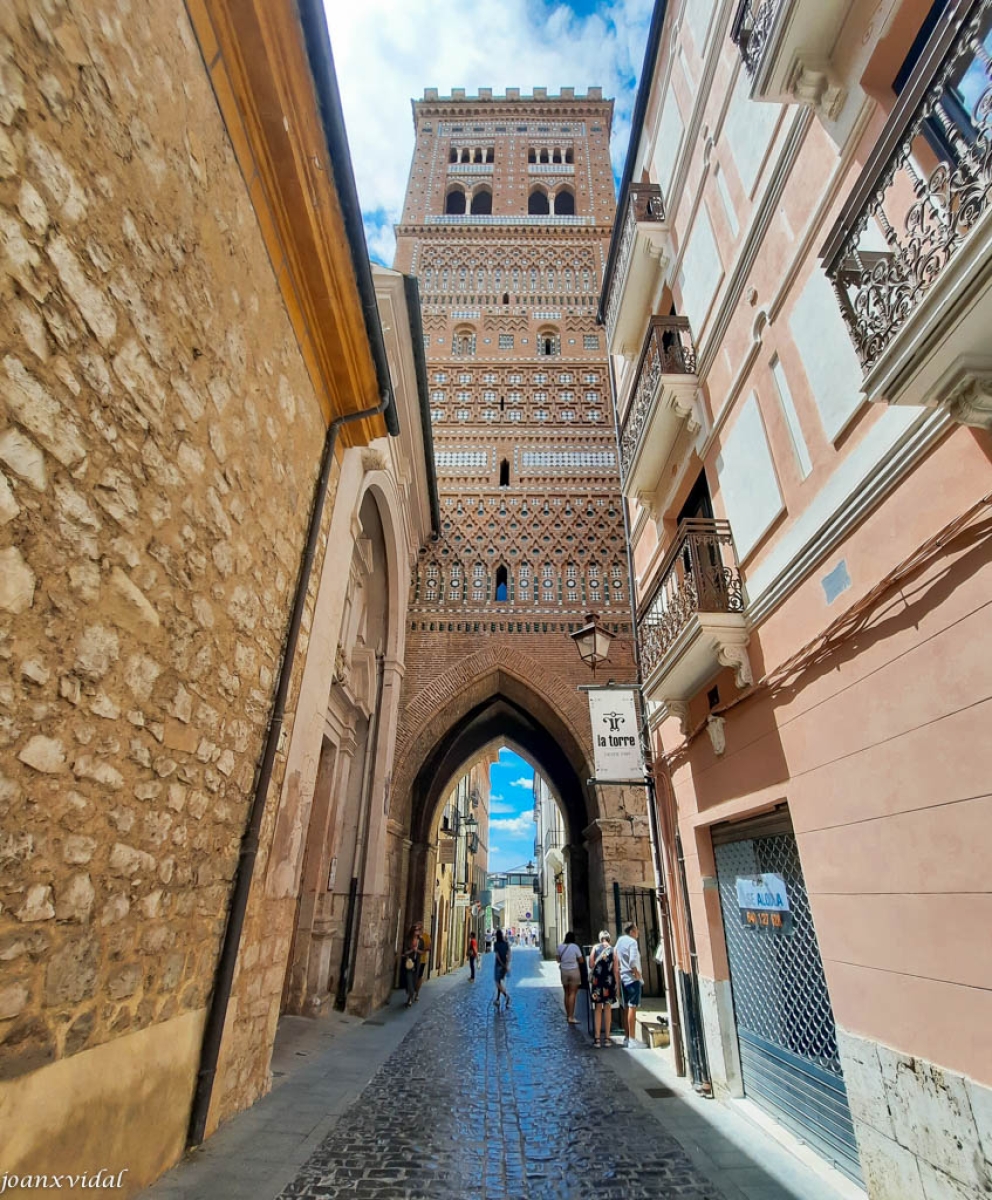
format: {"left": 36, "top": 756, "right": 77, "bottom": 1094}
{"left": 470, "top": 187, "right": 492, "bottom": 215}
{"left": 554, "top": 188, "right": 575, "bottom": 216}
{"left": 537, "top": 328, "right": 559, "bottom": 357}
{"left": 528, "top": 188, "right": 550, "bottom": 215}
{"left": 539, "top": 148, "right": 550, "bottom": 163}
{"left": 486, "top": 147, "right": 494, "bottom": 163}
{"left": 552, "top": 148, "right": 562, "bottom": 163}
{"left": 495, "top": 565, "right": 508, "bottom": 602}
{"left": 449, "top": 147, "right": 458, "bottom": 163}
{"left": 528, "top": 148, "right": 536, "bottom": 163}
{"left": 499, "top": 458, "right": 510, "bottom": 487}
{"left": 565, "top": 147, "right": 574, "bottom": 164}
{"left": 461, "top": 148, "right": 471, "bottom": 163}
{"left": 473, "top": 148, "right": 483, "bottom": 163}
{"left": 445, "top": 187, "right": 466, "bottom": 215}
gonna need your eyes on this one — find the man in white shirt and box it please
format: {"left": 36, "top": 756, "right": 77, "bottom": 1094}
{"left": 615, "top": 921, "right": 643, "bottom": 1047}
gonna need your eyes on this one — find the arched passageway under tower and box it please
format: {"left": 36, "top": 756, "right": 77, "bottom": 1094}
{"left": 404, "top": 689, "right": 600, "bottom": 945}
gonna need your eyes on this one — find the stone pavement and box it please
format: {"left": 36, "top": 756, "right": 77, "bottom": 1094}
{"left": 145, "top": 950, "right": 862, "bottom": 1200}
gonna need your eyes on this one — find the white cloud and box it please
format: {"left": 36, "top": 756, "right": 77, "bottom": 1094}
{"left": 489, "top": 845, "right": 503, "bottom": 855}
{"left": 509, "top": 776, "right": 533, "bottom": 789}
{"left": 490, "top": 809, "right": 535, "bottom": 836}
{"left": 323, "top": 0, "right": 654, "bottom": 264}
{"left": 489, "top": 800, "right": 516, "bottom": 814}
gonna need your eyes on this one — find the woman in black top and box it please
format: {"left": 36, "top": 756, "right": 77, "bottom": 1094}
{"left": 492, "top": 928, "right": 512, "bottom": 1010}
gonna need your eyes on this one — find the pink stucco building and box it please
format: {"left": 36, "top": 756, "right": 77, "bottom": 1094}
{"left": 603, "top": 1, "right": 992, "bottom": 1195}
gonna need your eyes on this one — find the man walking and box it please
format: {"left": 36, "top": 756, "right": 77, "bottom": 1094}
{"left": 615, "top": 921, "right": 643, "bottom": 1048}
{"left": 414, "top": 922, "right": 432, "bottom": 1002}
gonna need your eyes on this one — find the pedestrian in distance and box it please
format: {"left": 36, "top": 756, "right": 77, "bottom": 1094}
{"left": 484, "top": 928, "right": 493, "bottom": 954}
{"left": 414, "top": 922, "right": 431, "bottom": 1002}
{"left": 493, "top": 928, "right": 512, "bottom": 1010}
{"left": 615, "top": 921, "right": 643, "bottom": 1047}
{"left": 556, "top": 930, "right": 584, "bottom": 1026}
{"left": 588, "top": 930, "right": 618, "bottom": 1047}
{"left": 402, "top": 925, "right": 422, "bottom": 1008}
{"left": 468, "top": 931, "right": 478, "bottom": 981}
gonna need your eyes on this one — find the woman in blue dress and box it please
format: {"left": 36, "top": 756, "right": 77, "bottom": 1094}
{"left": 492, "top": 928, "right": 512, "bottom": 1010}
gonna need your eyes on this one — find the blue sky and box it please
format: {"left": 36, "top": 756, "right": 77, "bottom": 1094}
{"left": 324, "top": 0, "right": 654, "bottom": 264}
{"left": 486, "top": 747, "right": 536, "bottom": 871}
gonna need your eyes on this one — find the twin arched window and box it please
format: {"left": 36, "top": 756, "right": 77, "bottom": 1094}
{"left": 528, "top": 187, "right": 574, "bottom": 216}
{"left": 445, "top": 187, "right": 466, "bottom": 215}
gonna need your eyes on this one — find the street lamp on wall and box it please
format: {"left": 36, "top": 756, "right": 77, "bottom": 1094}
{"left": 570, "top": 612, "right": 615, "bottom": 676}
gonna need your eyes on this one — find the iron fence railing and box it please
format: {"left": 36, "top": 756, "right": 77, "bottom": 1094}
{"left": 638, "top": 519, "right": 745, "bottom": 677}
{"left": 821, "top": 0, "right": 992, "bottom": 373}
{"left": 618, "top": 315, "right": 697, "bottom": 479}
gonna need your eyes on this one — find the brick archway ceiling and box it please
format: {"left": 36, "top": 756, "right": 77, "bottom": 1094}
{"left": 409, "top": 694, "right": 592, "bottom": 848}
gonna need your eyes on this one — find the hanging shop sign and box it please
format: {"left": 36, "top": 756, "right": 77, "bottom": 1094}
{"left": 587, "top": 688, "right": 643, "bottom": 781}
{"left": 736, "top": 873, "right": 793, "bottom": 933}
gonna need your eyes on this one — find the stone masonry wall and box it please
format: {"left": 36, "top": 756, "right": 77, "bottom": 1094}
{"left": 0, "top": 0, "right": 327, "bottom": 1125}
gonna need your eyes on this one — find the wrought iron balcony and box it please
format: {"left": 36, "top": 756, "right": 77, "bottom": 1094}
{"left": 617, "top": 316, "right": 700, "bottom": 501}
{"left": 603, "top": 184, "right": 670, "bottom": 350}
{"left": 638, "top": 519, "right": 751, "bottom": 710}
{"left": 730, "top": 0, "right": 847, "bottom": 118}
{"left": 731, "top": 0, "right": 779, "bottom": 78}
{"left": 821, "top": 0, "right": 992, "bottom": 427}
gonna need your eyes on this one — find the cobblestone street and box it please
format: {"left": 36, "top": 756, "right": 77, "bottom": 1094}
{"left": 255, "top": 951, "right": 851, "bottom": 1200}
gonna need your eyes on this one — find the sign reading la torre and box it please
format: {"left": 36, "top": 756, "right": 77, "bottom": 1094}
{"left": 587, "top": 688, "right": 642, "bottom": 780}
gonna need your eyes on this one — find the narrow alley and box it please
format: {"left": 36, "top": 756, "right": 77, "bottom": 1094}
{"left": 146, "top": 951, "right": 857, "bottom": 1200}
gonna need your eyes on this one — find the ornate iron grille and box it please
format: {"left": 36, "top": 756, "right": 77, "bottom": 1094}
{"left": 730, "top": 0, "right": 780, "bottom": 77}
{"left": 637, "top": 519, "right": 745, "bottom": 678}
{"left": 823, "top": 0, "right": 992, "bottom": 372}
{"left": 618, "top": 315, "right": 697, "bottom": 477}
{"left": 603, "top": 184, "right": 665, "bottom": 341}
{"left": 714, "top": 834, "right": 841, "bottom": 1075}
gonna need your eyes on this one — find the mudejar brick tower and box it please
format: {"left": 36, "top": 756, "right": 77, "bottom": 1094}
{"left": 374, "top": 87, "right": 652, "bottom": 1000}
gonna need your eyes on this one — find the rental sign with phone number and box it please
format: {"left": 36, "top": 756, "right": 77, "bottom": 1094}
{"left": 735, "top": 873, "right": 793, "bottom": 934}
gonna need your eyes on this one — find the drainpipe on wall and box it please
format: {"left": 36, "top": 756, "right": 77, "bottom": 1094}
{"left": 187, "top": 395, "right": 388, "bottom": 1149}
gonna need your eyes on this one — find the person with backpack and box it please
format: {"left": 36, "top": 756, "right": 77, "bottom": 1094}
{"left": 588, "top": 930, "right": 618, "bottom": 1047}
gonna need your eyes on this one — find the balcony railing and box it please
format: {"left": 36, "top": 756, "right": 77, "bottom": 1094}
{"left": 604, "top": 184, "right": 666, "bottom": 342}
{"left": 731, "top": 0, "right": 780, "bottom": 77}
{"left": 619, "top": 316, "right": 698, "bottom": 480}
{"left": 543, "top": 830, "right": 562, "bottom": 855}
{"left": 822, "top": 0, "right": 992, "bottom": 376}
{"left": 638, "top": 519, "right": 745, "bottom": 679}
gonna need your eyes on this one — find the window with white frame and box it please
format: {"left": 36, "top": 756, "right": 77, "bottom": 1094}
{"left": 458, "top": 372, "right": 472, "bottom": 384}
{"left": 561, "top": 410, "right": 575, "bottom": 421}
{"left": 534, "top": 391, "right": 548, "bottom": 404}
{"left": 583, "top": 334, "right": 600, "bottom": 350}
{"left": 499, "top": 334, "right": 514, "bottom": 350}
{"left": 507, "top": 410, "right": 521, "bottom": 421}
{"left": 584, "top": 391, "right": 599, "bottom": 403}
{"left": 483, "top": 390, "right": 497, "bottom": 403}
{"left": 483, "top": 372, "right": 497, "bottom": 383}
{"left": 584, "top": 373, "right": 599, "bottom": 383}
{"left": 508, "top": 373, "right": 522, "bottom": 384}
{"left": 482, "top": 409, "right": 498, "bottom": 421}
{"left": 434, "top": 372, "right": 448, "bottom": 383}
{"left": 585, "top": 410, "right": 601, "bottom": 422}
{"left": 535, "top": 409, "right": 549, "bottom": 421}
{"left": 507, "top": 391, "right": 522, "bottom": 405}
{"left": 533, "top": 372, "right": 547, "bottom": 384}
{"left": 558, "top": 373, "right": 573, "bottom": 384}
{"left": 456, "top": 409, "right": 470, "bottom": 421}
{"left": 456, "top": 391, "right": 471, "bottom": 403}
{"left": 430, "top": 409, "right": 445, "bottom": 422}
{"left": 560, "top": 390, "right": 574, "bottom": 402}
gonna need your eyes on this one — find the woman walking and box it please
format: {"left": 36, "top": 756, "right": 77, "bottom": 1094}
{"left": 493, "top": 928, "right": 512, "bottom": 1009}
{"left": 556, "top": 930, "right": 584, "bottom": 1026}
{"left": 588, "top": 930, "right": 618, "bottom": 1047}
{"left": 402, "top": 925, "right": 422, "bottom": 1008}
{"left": 467, "top": 931, "right": 478, "bottom": 982}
